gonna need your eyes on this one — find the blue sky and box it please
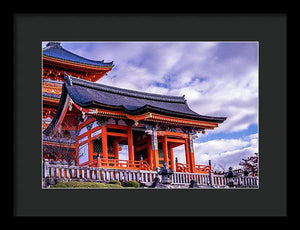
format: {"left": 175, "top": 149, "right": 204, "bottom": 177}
{"left": 43, "top": 41, "right": 258, "bottom": 171}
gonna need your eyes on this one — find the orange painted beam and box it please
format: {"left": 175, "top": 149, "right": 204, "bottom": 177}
{"left": 106, "top": 132, "right": 128, "bottom": 137}
{"left": 165, "top": 138, "right": 186, "bottom": 144}
{"left": 157, "top": 130, "right": 189, "bottom": 138}
{"left": 150, "top": 114, "right": 219, "bottom": 128}
{"left": 107, "top": 124, "right": 128, "bottom": 130}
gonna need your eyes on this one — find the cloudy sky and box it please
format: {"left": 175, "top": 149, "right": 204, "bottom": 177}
{"left": 43, "top": 41, "right": 259, "bottom": 171}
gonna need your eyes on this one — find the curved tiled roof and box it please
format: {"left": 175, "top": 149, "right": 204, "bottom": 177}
{"left": 43, "top": 42, "right": 114, "bottom": 68}
{"left": 44, "top": 74, "right": 227, "bottom": 136}
{"left": 64, "top": 75, "right": 227, "bottom": 122}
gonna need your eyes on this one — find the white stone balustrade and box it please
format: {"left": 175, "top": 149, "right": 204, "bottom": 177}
{"left": 43, "top": 160, "right": 258, "bottom": 188}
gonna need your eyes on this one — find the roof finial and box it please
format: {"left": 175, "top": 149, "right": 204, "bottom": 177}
{"left": 46, "top": 42, "right": 62, "bottom": 48}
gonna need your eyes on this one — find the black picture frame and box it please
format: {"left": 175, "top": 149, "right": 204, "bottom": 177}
{"left": 13, "top": 13, "right": 287, "bottom": 219}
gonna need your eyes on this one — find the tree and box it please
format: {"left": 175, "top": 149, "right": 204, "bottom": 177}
{"left": 239, "top": 152, "right": 259, "bottom": 176}
{"left": 43, "top": 130, "right": 77, "bottom": 165}
{"left": 43, "top": 114, "right": 85, "bottom": 165}
{"left": 43, "top": 118, "right": 84, "bottom": 165}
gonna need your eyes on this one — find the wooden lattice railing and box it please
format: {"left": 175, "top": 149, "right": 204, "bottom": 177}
{"left": 175, "top": 162, "right": 211, "bottom": 174}
{"left": 80, "top": 158, "right": 152, "bottom": 171}
{"left": 175, "top": 162, "right": 191, "bottom": 173}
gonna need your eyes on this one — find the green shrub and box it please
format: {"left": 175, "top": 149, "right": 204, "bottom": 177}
{"left": 52, "top": 181, "right": 122, "bottom": 188}
{"left": 124, "top": 180, "right": 140, "bottom": 188}
{"left": 109, "top": 180, "right": 122, "bottom": 186}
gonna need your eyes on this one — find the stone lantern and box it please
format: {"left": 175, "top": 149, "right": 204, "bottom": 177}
{"left": 224, "top": 167, "right": 237, "bottom": 187}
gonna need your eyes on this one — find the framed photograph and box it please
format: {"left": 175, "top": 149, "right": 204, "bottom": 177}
{"left": 41, "top": 41, "right": 258, "bottom": 190}
{"left": 14, "top": 13, "right": 286, "bottom": 218}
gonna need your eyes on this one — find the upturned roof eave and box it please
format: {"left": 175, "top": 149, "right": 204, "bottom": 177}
{"left": 43, "top": 54, "right": 114, "bottom": 70}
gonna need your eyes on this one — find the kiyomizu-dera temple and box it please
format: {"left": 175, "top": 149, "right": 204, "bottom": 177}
{"left": 43, "top": 74, "right": 226, "bottom": 173}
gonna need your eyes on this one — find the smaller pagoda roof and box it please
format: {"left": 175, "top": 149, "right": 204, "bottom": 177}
{"left": 43, "top": 42, "right": 114, "bottom": 68}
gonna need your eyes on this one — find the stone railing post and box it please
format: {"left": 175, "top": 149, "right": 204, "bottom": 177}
{"left": 208, "top": 160, "right": 214, "bottom": 187}
{"left": 43, "top": 159, "right": 50, "bottom": 178}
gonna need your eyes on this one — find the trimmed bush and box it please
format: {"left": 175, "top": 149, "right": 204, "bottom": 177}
{"left": 109, "top": 180, "right": 122, "bottom": 186}
{"left": 52, "top": 181, "right": 122, "bottom": 188}
{"left": 124, "top": 180, "right": 140, "bottom": 188}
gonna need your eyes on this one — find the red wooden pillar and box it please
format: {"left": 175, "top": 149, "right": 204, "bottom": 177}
{"left": 189, "top": 152, "right": 196, "bottom": 173}
{"left": 102, "top": 123, "right": 108, "bottom": 165}
{"left": 127, "top": 125, "right": 134, "bottom": 162}
{"left": 88, "top": 129, "right": 93, "bottom": 162}
{"left": 113, "top": 138, "right": 119, "bottom": 160}
{"left": 162, "top": 136, "right": 169, "bottom": 165}
{"left": 151, "top": 130, "right": 159, "bottom": 170}
{"left": 153, "top": 149, "right": 159, "bottom": 170}
{"left": 147, "top": 138, "right": 153, "bottom": 169}
{"left": 189, "top": 134, "right": 196, "bottom": 173}
{"left": 169, "top": 146, "right": 174, "bottom": 171}
{"left": 184, "top": 139, "right": 191, "bottom": 172}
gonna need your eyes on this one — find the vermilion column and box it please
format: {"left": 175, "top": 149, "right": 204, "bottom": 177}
{"left": 113, "top": 138, "right": 119, "bottom": 160}
{"left": 189, "top": 151, "right": 196, "bottom": 173}
{"left": 162, "top": 136, "right": 169, "bottom": 166}
{"left": 151, "top": 130, "right": 159, "bottom": 170}
{"left": 102, "top": 123, "right": 108, "bottom": 165}
{"left": 127, "top": 125, "right": 134, "bottom": 162}
{"left": 169, "top": 147, "right": 174, "bottom": 171}
{"left": 184, "top": 139, "right": 191, "bottom": 172}
{"left": 88, "top": 129, "right": 93, "bottom": 162}
{"left": 189, "top": 134, "right": 196, "bottom": 173}
{"left": 147, "top": 138, "right": 153, "bottom": 169}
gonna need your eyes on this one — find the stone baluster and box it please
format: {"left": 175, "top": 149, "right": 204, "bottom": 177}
{"left": 110, "top": 170, "right": 114, "bottom": 181}
{"left": 81, "top": 168, "right": 85, "bottom": 179}
{"left": 91, "top": 169, "right": 95, "bottom": 180}
{"left": 66, "top": 168, "right": 70, "bottom": 179}
{"left": 56, "top": 167, "right": 60, "bottom": 178}
{"left": 76, "top": 168, "right": 80, "bottom": 179}
{"left": 70, "top": 168, "right": 74, "bottom": 178}
{"left": 43, "top": 160, "right": 50, "bottom": 178}
{"left": 115, "top": 171, "right": 119, "bottom": 181}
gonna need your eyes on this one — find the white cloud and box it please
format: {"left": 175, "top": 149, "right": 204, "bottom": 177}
{"left": 195, "top": 133, "right": 258, "bottom": 171}
{"left": 172, "top": 133, "right": 258, "bottom": 170}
